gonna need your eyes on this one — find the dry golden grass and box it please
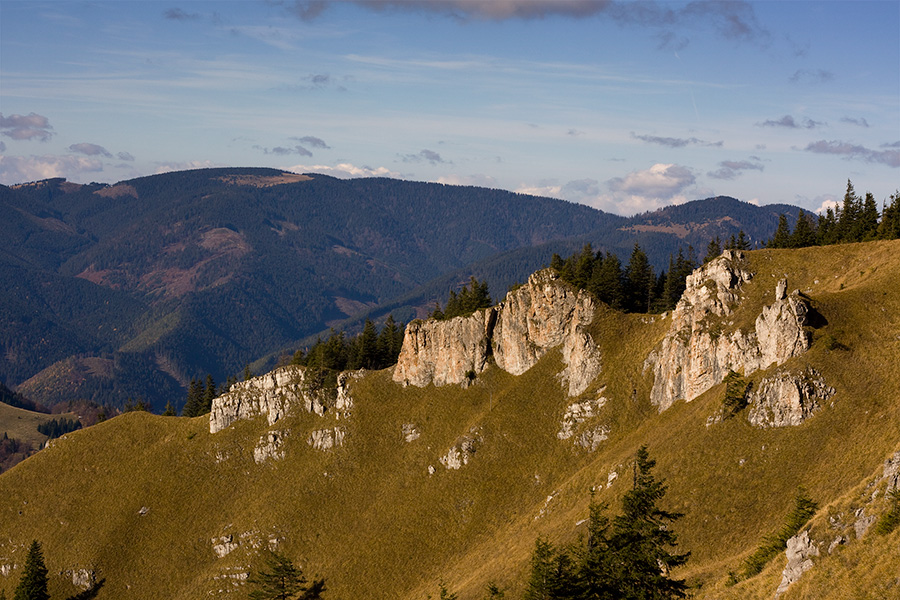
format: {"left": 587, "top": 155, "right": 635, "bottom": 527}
{"left": 0, "top": 240, "right": 898, "bottom": 599}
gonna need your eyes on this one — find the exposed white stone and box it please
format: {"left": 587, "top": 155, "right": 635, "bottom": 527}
{"left": 210, "top": 365, "right": 356, "bottom": 433}
{"left": 439, "top": 429, "right": 481, "bottom": 470}
{"left": 402, "top": 423, "right": 420, "bottom": 442}
{"left": 776, "top": 530, "right": 819, "bottom": 596}
{"left": 575, "top": 426, "right": 610, "bottom": 451}
{"left": 647, "top": 253, "right": 812, "bottom": 412}
{"left": 307, "top": 427, "right": 345, "bottom": 451}
{"left": 393, "top": 269, "right": 602, "bottom": 396}
{"left": 558, "top": 395, "right": 608, "bottom": 441}
{"left": 747, "top": 368, "right": 834, "bottom": 428}
{"left": 392, "top": 308, "right": 496, "bottom": 387}
{"left": 212, "top": 534, "right": 238, "bottom": 558}
{"left": 253, "top": 431, "right": 286, "bottom": 463}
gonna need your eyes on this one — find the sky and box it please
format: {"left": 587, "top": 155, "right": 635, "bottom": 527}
{"left": 1, "top": 1, "right": 898, "bottom": 216}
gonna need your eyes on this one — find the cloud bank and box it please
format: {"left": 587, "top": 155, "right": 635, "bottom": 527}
{"left": 0, "top": 113, "right": 55, "bottom": 142}
{"left": 804, "top": 140, "right": 900, "bottom": 168}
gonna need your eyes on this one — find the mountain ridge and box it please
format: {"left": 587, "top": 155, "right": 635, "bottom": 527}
{"left": 2, "top": 169, "right": 800, "bottom": 409}
{"left": 1, "top": 239, "right": 898, "bottom": 599}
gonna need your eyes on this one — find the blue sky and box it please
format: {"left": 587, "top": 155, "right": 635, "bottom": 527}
{"left": 1, "top": 1, "right": 897, "bottom": 215}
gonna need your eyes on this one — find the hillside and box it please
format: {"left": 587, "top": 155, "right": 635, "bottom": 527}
{"left": 1, "top": 169, "right": 796, "bottom": 410}
{"left": 0, "top": 240, "right": 898, "bottom": 599}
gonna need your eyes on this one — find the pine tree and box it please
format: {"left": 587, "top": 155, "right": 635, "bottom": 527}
{"left": 789, "top": 210, "right": 817, "bottom": 248}
{"left": 247, "top": 549, "right": 325, "bottom": 600}
{"left": 182, "top": 378, "right": 204, "bottom": 418}
{"left": 523, "top": 537, "right": 557, "bottom": 600}
{"left": 13, "top": 540, "right": 49, "bottom": 600}
{"left": 859, "top": 192, "right": 880, "bottom": 240}
{"left": 623, "top": 244, "right": 654, "bottom": 314}
{"left": 589, "top": 252, "right": 624, "bottom": 309}
{"left": 879, "top": 191, "right": 900, "bottom": 240}
{"left": 703, "top": 236, "right": 722, "bottom": 263}
{"left": 352, "top": 319, "right": 379, "bottom": 370}
{"left": 162, "top": 400, "right": 177, "bottom": 416}
{"left": 768, "top": 214, "right": 792, "bottom": 248}
{"left": 201, "top": 374, "right": 217, "bottom": 416}
{"left": 609, "top": 447, "right": 689, "bottom": 599}
{"left": 836, "top": 179, "right": 861, "bottom": 242}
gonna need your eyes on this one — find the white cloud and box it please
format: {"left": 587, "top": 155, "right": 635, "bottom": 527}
{"left": 155, "top": 160, "right": 220, "bottom": 174}
{"left": 608, "top": 163, "right": 695, "bottom": 198}
{"left": 814, "top": 198, "right": 839, "bottom": 214}
{"left": 436, "top": 173, "right": 498, "bottom": 188}
{"left": 0, "top": 154, "right": 103, "bottom": 184}
{"left": 287, "top": 162, "right": 401, "bottom": 179}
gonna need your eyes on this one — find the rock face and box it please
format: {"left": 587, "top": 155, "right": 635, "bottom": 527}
{"left": 209, "top": 366, "right": 354, "bottom": 434}
{"left": 776, "top": 530, "right": 819, "bottom": 596}
{"left": 647, "top": 251, "right": 812, "bottom": 411}
{"left": 392, "top": 308, "right": 496, "bottom": 387}
{"left": 393, "top": 269, "right": 602, "bottom": 396}
{"left": 747, "top": 368, "right": 834, "bottom": 428}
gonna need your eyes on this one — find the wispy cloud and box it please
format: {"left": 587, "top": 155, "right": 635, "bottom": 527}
{"left": 757, "top": 115, "right": 825, "bottom": 129}
{"left": 632, "top": 132, "right": 723, "bottom": 148}
{"left": 0, "top": 112, "right": 55, "bottom": 142}
{"left": 789, "top": 69, "right": 834, "bottom": 84}
{"left": 291, "top": 136, "right": 331, "bottom": 149}
{"left": 291, "top": 1, "right": 768, "bottom": 43}
{"left": 401, "top": 149, "right": 450, "bottom": 165}
{"left": 164, "top": 7, "right": 201, "bottom": 21}
{"left": 707, "top": 159, "right": 764, "bottom": 180}
{"left": 69, "top": 143, "right": 113, "bottom": 158}
{"left": 839, "top": 116, "right": 870, "bottom": 128}
{"left": 804, "top": 140, "right": 900, "bottom": 168}
{"left": 117, "top": 151, "right": 135, "bottom": 162}
{"left": 256, "top": 145, "right": 313, "bottom": 157}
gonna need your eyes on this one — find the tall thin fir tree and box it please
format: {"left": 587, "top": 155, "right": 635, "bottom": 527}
{"left": 13, "top": 540, "right": 49, "bottom": 600}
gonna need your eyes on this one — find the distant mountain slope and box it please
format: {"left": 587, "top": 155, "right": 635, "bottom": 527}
{"left": 1, "top": 169, "right": 620, "bottom": 408}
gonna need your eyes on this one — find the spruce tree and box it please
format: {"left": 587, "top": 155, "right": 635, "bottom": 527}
{"left": 247, "top": 549, "right": 325, "bottom": 600}
{"left": 590, "top": 252, "right": 624, "bottom": 309}
{"left": 624, "top": 244, "right": 654, "bottom": 313}
{"left": 789, "top": 210, "right": 817, "bottom": 248}
{"left": 609, "top": 447, "right": 689, "bottom": 599}
{"left": 13, "top": 540, "right": 49, "bottom": 600}
{"left": 703, "top": 236, "right": 722, "bottom": 263}
{"left": 768, "top": 214, "right": 792, "bottom": 248}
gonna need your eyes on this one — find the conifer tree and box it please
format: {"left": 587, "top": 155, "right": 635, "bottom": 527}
{"left": 609, "top": 447, "right": 689, "bottom": 599}
{"left": 162, "top": 400, "right": 177, "bottom": 416}
{"left": 859, "top": 192, "right": 879, "bottom": 240}
{"left": 789, "top": 210, "right": 817, "bottom": 248}
{"left": 201, "top": 374, "right": 217, "bottom": 415}
{"left": 879, "top": 191, "right": 900, "bottom": 240}
{"left": 13, "top": 540, "right": 49, "bottom": 600}
{"left": 768, "top": 214, "right": 792, "bottom": 248}
{"left": 703, "top": 236, "right": 722, "bottom": 263}
{"left": 589, "top": 252, "right": 624, "bottom": 309}
{"left": 247, "top": 549, "right": 325, "bottom": 600}
{"left": 624, "top": 244, "right": 654, "bottom": 313}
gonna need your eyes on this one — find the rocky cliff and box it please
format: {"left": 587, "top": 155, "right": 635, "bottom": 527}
{"left": 209, "top": 365, "right": 354, "bottom": 434}
{"left": 392, "top": 269, "right": 602, "bottom": 396}
{"left": 391, "top": 307, "right": 496, "bottom": 387}
{"left": 647, "top": 250, "right": 812, "bottom": 411}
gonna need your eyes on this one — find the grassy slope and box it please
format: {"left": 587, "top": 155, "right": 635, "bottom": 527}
{"left": 0, "top": 403, "right": 78, "bottom": 448}
{"left": 0, "top": 240, "right": 898, "bottom": 599}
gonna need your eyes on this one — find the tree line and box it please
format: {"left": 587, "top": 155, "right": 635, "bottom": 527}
{"left": 767, "top": 181, "right": 900, "bottom": 249}
{"left": 291, "top": 315, "right": 405, "bottom": 373}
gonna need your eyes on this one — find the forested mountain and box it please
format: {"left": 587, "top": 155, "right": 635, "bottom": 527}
{"left": 0, "top": 169, "right": 799, "bottom": 409}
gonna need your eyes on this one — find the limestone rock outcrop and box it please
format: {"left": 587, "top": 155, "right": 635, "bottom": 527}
{"left": 392, "top": 307, "right": 496, "bottom": 387}
{"left": 775, "top": 530, "right": 819, "bottom": 596}
{"left": 647, "top": 251, "right": 812, "bottom": 411}
{"left": 210, "top": 365, "right": 355, "bottom": 434}
{"left": 747, "top": 368, "right": 834, "bottom": 428}
{"left": 393, "top": 269, "right": 602, "bottom": 396}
